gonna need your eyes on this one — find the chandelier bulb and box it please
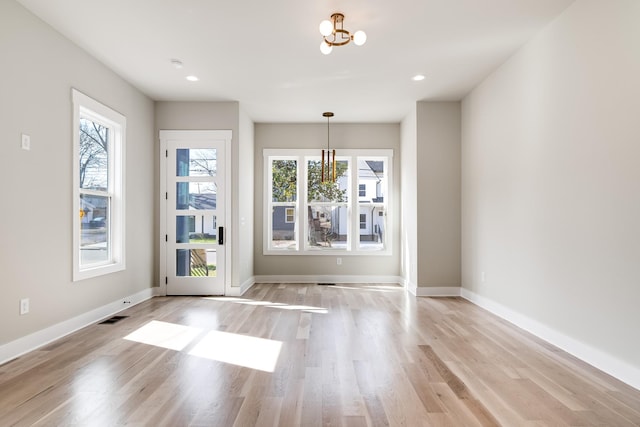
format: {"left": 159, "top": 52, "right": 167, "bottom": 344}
{"left": 320, "top": 40, "right": 333, "bottom": 55}
{"left": 353, "top": 30, "right": 367, "bottom": 46}
{"left": 319, "top": 19, "right": 333, "bottom": 37}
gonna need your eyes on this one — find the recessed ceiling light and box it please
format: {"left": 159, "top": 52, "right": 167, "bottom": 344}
{"left": 170, "top": 59, "right": 183, "bottom": 69}
{"left": 186, "top": 75, "right": 199, "bottom": 82}
{"left": 412, "top": 74, "right": 426, "bottom": 81}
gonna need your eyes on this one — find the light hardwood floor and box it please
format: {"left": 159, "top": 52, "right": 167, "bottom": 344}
{"left": 1, "top": 283, "right": 639, "bottom": 426}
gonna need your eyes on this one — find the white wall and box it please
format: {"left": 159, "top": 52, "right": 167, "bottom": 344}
{"left": 0, "top": 0, "right": 155, "bottom": 345}
{"left": 237, "top": 108, "right": 255, "bottom": 288}
{"left": 254, "top": 123, "right": 401, "bottom": 279}
{"left": 462, "top": 0, "right": 640, "bottom": 386}
{"left": 400, "top": 108, "right": 418, "bottom": 290}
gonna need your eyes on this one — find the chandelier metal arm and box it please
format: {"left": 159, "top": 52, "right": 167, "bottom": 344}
{"left": 324, "top": 29, "right": 352, "bottom": 47}
{"left": 319, "top": 11, "right": 365, "bottom": 53}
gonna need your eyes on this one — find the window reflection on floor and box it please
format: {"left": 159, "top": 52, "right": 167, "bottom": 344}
{"left": 124, "top": 320, "right": 202, "bottom": 351}
{"left": 123, "top": 320, "right": 282, "bottom": 372}
{"left": 189, "top": 331, "right": 282, "bottom": 372}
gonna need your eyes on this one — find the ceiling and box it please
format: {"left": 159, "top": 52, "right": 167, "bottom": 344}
{"left": 17, "top": 0, "right": 574, "bottom": 123}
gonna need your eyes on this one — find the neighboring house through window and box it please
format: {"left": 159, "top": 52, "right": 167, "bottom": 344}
{"left": 72, "top": 89, "right": 125, "bottom": 280}
{"left": 264, "top": 149, "right": 392, "bottom": 254}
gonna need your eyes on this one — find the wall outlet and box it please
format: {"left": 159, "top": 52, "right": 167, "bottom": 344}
{"left": 20, "top": 298, "right": 29, "bottom": 315}
{"left": 336, "top": 257, "right": 342, "bottom": 265}
{"left": 481, "top": 272, "right": 486, "bottom": 283}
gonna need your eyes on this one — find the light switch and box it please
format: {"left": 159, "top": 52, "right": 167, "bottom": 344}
{"left": 21, "top": 134, "right": 31, "bottom": 150}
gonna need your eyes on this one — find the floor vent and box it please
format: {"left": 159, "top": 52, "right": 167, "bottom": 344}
{"left": 318, "top": 283, "right": 335, "bottom": 286}
{"left": 98, "top": 315, "right": 129, "bottom": 325}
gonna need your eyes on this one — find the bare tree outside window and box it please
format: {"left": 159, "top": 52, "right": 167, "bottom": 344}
{"left": 79, "top": 118, "right": 108, "bottom": 190}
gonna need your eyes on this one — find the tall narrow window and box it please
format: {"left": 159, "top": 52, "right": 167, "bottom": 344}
{"left": 269, "top": 158, "right": 298, "bottom": 250}
{"left": 306, "top": 157, "right": 350, "bottom": 250}
{"left": 72, "top": 89, "right": 125, "bottom": 280}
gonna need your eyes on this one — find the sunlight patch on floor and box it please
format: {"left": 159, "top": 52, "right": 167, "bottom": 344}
{"left": 204, "top": 297, "right": 328, "bottom": 314}
{"left": 189, "top": 330, "right": 282, "bottom": 372}
{"left": 123, "top": 320, "right": 282, "bottom": 372}
{"left": 123, "top": 320, "right": 202, "bottom": 351}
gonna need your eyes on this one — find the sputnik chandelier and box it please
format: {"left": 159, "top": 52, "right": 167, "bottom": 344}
{"left": 319, "top": 13, "right": 366, "bottom": 55}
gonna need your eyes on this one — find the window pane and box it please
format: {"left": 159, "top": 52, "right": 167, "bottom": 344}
{"left": 176, "top": 182, "right": 217, "bottom": 210}
{"left": 307, "top": 205, "right": 348, "bottom": 249}
{"left": 272, "top": 160, "right": 297, "bottom": 202}
{"left": 271, "top": 206, "right": 297, "bottom": 250}
{"left": 79, "top": 118, "right": 109, "bottom": 190}
{"left": 357, "top": 159, "right": 385, "bottom": 203}
{"left": 177, "top": 149, "right": 217, "bottom": 177}
{"left": 307, "top": 159, "right": 349, "bottom": 203}
{"left": 80, "top": 194, "right": 109, "bottom": 265}
{"left": 176, "top": 215, "right": 217, "bottom": 243}
{"left": 176, "top": 249, "right": 217, "bottom": 277}
{"left": 358, "top": 206, "right": 385, "bottom": 251}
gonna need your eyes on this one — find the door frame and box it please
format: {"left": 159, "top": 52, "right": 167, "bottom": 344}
{"left": 159, "top": 130, "right": 232, "bottom": 296}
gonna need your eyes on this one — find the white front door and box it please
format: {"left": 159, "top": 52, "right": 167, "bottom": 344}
{"left": 160, "top": 130, "right": 230, "bottom": 295}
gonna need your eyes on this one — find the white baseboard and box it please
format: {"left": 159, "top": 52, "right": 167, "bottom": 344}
{"left": 253, "top": 275, "right": 404, "bottom": 285}
{"left": 226, "top": 276, "right": 256, "bottom": 297}
{"left": 0, "top": 287, "right": 154, "bottom": 366}
{"left": 461, "top": 288, "right": 640, "bottom": 391}
{"left": 410, "top": 285, "right": 461, "bottom": 297}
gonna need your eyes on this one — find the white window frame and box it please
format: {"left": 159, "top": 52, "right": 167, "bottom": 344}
{"left": 72, "top": 89, "right": 126, "bottom": 280}
{"left": 264, "top": 149, "right": 392, "bottom": 255}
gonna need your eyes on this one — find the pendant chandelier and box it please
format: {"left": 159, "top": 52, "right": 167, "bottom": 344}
{"left": 319, "top": 13, "right": 367, "bottom": 55}
{"left": 321, "top": 112, "right": 336, "bottom": 183}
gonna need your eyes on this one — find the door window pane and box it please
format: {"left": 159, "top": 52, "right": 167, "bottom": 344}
{"left": 176, "top": 149, "right": 217, "bottom": 177}
{"left": 176, "top": 182, "right": 217, "bottom": 210}
{"left": 176, "top": 249, "right": 217, "bottom": 277}
{"left": 176, "top": 215, "right": 217, "bottom": 243}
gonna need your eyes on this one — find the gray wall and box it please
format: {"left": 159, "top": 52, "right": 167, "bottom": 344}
{"left": 254, "top": 123, "right": 401, "bottom": 278}
{"left": 0, "top": 0, "right": 155, "bottom": 344}
{"left": 416, "top": 102, "right": 461, "bottom": 288}
{"left": 462, "top": 0, "right": 640, "bottom": 374}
